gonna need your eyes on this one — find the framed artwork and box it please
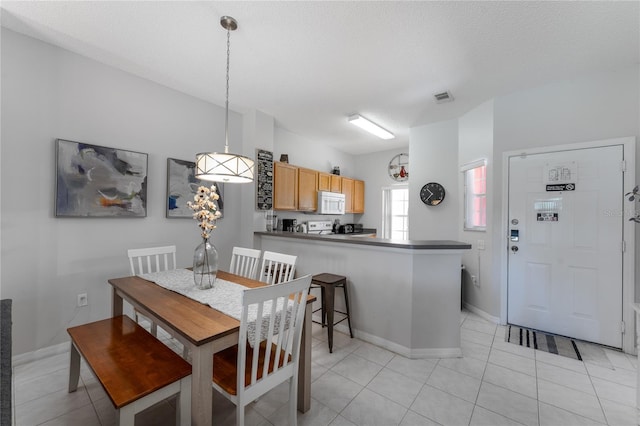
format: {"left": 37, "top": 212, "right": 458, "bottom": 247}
{"left": 255, "top": 149, "right": 273, "bottom": 210}
{"left": 55, "top": 139, "right": 148, "bottom": 217}
{"left": 166, "top": 158, "right": 224, "bottom": 218}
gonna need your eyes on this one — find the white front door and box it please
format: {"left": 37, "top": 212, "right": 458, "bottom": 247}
{"left": 507, "top": 145, "right": 624, "bottom": 348}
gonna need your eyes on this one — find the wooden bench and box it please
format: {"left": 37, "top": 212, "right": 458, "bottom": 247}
{"left": 67, "top": 315, "right": 192, "bottom": 426}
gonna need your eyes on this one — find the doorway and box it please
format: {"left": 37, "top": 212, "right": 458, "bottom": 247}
{"left": 503, "top": 137, "right": 635, "bottom": 352}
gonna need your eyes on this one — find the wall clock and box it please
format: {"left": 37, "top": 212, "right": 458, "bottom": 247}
{"left": 388, "top": 153, "right": 409, "bottom": 182}
{"left": 420, "top": 182, "right": 446, "bottom": 206}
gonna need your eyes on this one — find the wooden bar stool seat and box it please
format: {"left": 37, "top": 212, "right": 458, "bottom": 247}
{"left": 311, "top": 273, "right": 353, "bottom": 353}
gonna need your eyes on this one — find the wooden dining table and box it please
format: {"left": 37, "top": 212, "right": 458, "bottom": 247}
{"left": 108, "top": 270, "right": 316, "bottom": 426}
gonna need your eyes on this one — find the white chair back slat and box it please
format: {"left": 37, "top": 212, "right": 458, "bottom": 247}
{"left": 259, "top": 251, "right": 297, "bottom": 285}
{"left": 239, "top": 275, "right": 311, "bottom": 393}
{"left": 127, "top": 245, "right": 177, "bottom": 275}
{"left": 230, "top": 247, "right": 261, "bottom": 279}
{"left": 261, "top": 300, "right": 277, "bottom": 380}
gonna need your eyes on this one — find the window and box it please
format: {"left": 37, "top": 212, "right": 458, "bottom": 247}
{"left": 382, "top": 185, "right": 409, "bottom": 239}
{"left": 462, "top": 160, "right": 487, "bottom": 231}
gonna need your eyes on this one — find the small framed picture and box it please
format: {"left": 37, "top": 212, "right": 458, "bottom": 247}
{"left": 166, "top": 158, "right": 224, "bottom": 218}
{"left": 55, "top": 139, "right": 148, "bottom": 217}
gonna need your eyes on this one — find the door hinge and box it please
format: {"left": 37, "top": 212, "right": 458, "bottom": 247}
{"left": 621, "top": 321, "right": 626, "bottom": 334}
{"left": 622, "top": 240, "right": 626, "bottom": 253}
{"left": 621, "top": 160, "right": 627, "bottom": 172}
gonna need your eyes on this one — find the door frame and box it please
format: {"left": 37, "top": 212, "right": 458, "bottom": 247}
{"left": 500, "top": 137, "right": 636, "bottom": 353}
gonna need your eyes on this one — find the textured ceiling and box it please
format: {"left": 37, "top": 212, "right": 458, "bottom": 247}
{"left": 2, "top": 1, "right": 638, "bottom": 155}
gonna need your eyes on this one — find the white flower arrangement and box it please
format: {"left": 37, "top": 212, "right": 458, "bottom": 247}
{"left": 187, "top": 185, "right": 222, "bottom": 240}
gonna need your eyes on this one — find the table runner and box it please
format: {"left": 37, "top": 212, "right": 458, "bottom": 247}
{"left": 139, "top": 269, "right": 292, "bottom": 344}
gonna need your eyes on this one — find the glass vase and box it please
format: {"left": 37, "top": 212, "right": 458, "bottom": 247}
{"left": 193, "top": 239, "right": 218, "bottom": 290}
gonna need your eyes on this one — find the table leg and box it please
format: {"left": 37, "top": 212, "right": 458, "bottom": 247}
{"left": 190, "top": 341, "right": 214, "bottom": 426}
{"left": 68, "top": 342, "right": 80, "bottom": 393}
{"left": 112, "top": 289, "right": 123, "bottom": 317}
{"left": 297, "top": 303, "right": 312, "bottom": 412}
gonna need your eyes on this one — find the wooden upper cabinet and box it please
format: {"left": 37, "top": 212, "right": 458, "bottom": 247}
{"left": 273, "top": 162, "right": 364, "bottom": 213}
{"left": 341, "top": 177, "right": 355, "bottom": 213}
{"left": 353, "top": 179, "right": 365, "bottom": 213}
{"left": 273, "top": 162, "right": 298, "bottom": 210}
{"left": 298, "top": 167, "right": 318, "bottom": 211}
{"left": 318, "top": 172, "right": 332, "bottom": 192}
{"left": 330, "top": 175, "right": 342, "bottom": 193}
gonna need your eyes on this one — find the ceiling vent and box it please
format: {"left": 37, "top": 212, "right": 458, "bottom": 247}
{"left": 433, "top": 91, "right": 454, "bottom": 104}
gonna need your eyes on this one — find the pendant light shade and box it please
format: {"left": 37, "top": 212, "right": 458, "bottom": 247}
{"left": 195, "top": 16, "right": 254, "bottom": 183}
{"left": 195, "top": 151, "right": 254, "bottom": 183}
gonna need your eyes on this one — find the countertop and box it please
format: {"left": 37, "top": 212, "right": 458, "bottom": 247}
{"left": 255, "top": 231, "right": 472, "bottom": 250}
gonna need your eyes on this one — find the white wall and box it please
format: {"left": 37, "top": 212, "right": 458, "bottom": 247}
{"left": 354, "top": 147, "right": 410, "bottom": 233}
{"left": 1, "top": 29, "right": 250, "bottom": 355}
{"left": 275, "top": 127, "right": 355, "bottom": 177}
{"left": 245, "top": 109, "right": 276, "bottom": 239}
{"left": 409, "top": 119, "right": 459, "bottom": 240}
{"left": 458, "top": 100, "right": 496, "bottom": 316}
{"left": 485, "top": 66, "right": 640, "bottom": 318}
{"left": 269, "top": 127, "right": 359, "bottom": 227}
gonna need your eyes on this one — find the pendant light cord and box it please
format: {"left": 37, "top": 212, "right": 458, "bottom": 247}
{"left": 224, "top": 25, "right": 231, "bottom": 154}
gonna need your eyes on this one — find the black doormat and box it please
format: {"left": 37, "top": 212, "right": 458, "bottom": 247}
{"left": 505, "top": 325, "right": 614, "bottom": 368}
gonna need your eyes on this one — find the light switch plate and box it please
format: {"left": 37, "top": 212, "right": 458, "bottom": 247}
{"left": 477, "top": 239, "right": 485, "bottom": 250}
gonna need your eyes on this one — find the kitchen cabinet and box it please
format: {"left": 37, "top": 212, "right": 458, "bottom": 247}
{"left": 330, "top": 175, "right": 342, "bottom": 193}
{"left": 353, "top": 179, "right": 365, "bottom": 213}
{"left": 318, "top": 172, "right": 332, "bottom": 192}
{"left": 342, "top": 177, "right": 354, "bottom": 213}
{"left": 273, "top": 161, "right": 298, "bottom": 210}
{"left": 298, "top": 167, "right": 318, "bottom": 211}
{"left": 273, "top": 162, "right": 364, "bottom": 213}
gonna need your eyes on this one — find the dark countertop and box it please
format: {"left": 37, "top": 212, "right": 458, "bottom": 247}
{"left": 255, "top": 231, "right": 472, "bottom": 250}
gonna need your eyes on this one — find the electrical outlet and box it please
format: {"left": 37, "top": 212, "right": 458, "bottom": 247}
{"left": 77, "top": 293, "right": 88, "bottom": 307}
{"left": 471, "top": 275, "right": 479, "bottom": 287}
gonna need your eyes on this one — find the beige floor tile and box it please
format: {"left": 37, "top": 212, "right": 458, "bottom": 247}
{"left": 476, "top": 382, "right": 538, "bottom": 426}
{"left": 15, "top": 308, "right": 639, "bottom": 426}
{"left": 410, "top": 385, "right": 475, "bottom": 426}
{"left": 341, "top": 388, "right": 408, "bottom": 426}
{"left": 537, "top": 378, "right": 606, "bottom": 423}
{"left": 367, "top": 367, "right": 424, "bottom": 408}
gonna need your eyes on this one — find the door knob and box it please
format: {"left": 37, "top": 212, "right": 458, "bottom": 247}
{"left": 511, "top": 246, "right": 519, "bottom": 253}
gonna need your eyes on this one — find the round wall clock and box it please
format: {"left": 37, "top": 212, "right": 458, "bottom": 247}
{"left": 420, "top": 182, "right": 446, "bottom": 206}
{"left": 388, "top": 153, "right": 409, "bottom": 182}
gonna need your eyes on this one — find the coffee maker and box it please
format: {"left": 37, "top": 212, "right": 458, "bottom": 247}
{"left": 282, "top": 219, "right": 297, "bottom": 232}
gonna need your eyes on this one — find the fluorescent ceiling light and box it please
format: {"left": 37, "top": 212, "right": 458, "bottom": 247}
{"left": 348, "top": 114, "right": 394, "bottom": 140}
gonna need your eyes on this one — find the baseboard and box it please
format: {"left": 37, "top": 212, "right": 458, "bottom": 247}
{"left": 463, "top": 302, "right": 501, "bottom": 324}
{"left": 350, "top": 328, "right": 462, "bottom": 359}
{"left": 408, "top": 347, "right": 463, "bottom": 359}
{"left": 12, "top": 342, "right": 68, "bottom": 367}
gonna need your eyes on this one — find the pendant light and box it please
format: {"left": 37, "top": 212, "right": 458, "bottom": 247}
{"left": 195, "top": 16, "right": 254, "bottom": 183}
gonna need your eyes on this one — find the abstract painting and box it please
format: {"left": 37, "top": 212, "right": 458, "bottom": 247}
{"left": 55, "top": 139, "right": 148, "bottom": 217}
{"left": 166, "top": 158, "right": 224, "bottom": 218}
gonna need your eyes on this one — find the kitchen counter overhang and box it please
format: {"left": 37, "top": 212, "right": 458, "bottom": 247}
{"left": 254, "top": 231, "right": 471, "bottom": 250}
{"left": 255, "top": 231, "right": 471, "bottom": 359}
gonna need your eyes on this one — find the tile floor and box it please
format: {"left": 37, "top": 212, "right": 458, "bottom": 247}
{"left": 11, "top": 310, "right": 638, "bottom": 425}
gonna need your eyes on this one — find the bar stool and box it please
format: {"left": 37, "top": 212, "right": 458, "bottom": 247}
{"left": 311, "top": 273, "right": 353, "bottom": 353}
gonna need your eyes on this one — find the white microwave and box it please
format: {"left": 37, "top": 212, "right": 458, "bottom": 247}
{"left": 317, "top": 191, "right": 345, "bottom": 215}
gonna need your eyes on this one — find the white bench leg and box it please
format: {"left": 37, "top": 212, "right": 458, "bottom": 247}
{"left": 177, "top": 376, "right": 191, "bottom": 426}
{"left": 117, "top": 405, "right": 135, "bottom": 426}
{"left": 68, "top": 342, "right": 81, "bottom": 393}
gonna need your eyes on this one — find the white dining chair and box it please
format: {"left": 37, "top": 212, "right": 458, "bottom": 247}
{"left": 229, "top": 247, "right": 261, "bottom": 280}
{"left": 211, "top": 274, "right": 312, "bottom": 426}
{"left": 127, "top": 245, "right": 177, "bottom": 337}
{"left": 258, "top": 251, "right": 297, "bottom": 285}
